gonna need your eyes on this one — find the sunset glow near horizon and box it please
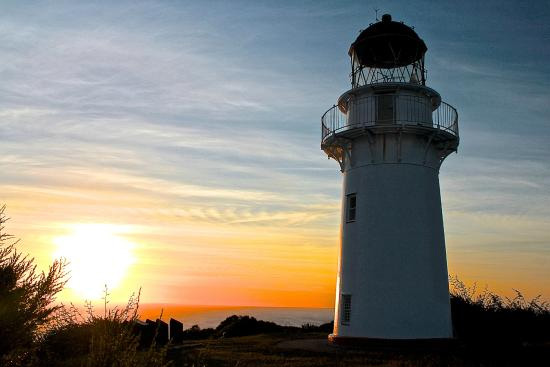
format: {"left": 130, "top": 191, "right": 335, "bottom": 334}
{"left": 1, "top": 1, "right": 549, "bottom": 307}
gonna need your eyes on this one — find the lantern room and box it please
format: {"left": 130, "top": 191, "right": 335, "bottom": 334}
{"left": 349, "top": 14, "right": 427, "bottom": 87}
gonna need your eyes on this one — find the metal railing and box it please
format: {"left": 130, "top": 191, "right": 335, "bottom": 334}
{"left": 321, "top": 94, "right": 458, "bottom": 143}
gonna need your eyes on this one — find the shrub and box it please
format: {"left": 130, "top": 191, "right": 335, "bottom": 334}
{"left": 180, "top": 324, "right": 216, "bottom": 340}
{"left": 301, "top": 321, "right": 333, "bottom": 333}
{"left": 215, "top": 315, "right": 284, "bottom": 337}
{"left": 449, "top": 276, "right": 550, "bottom": 345}
{"left": 40, "top": 288, "right": 170, "bottom": 367}
{"left": 0, "top": 205, "right": 68, "bottom": 367}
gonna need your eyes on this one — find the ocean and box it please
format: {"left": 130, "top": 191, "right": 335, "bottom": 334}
{"left": 139, "top": 305, "right": 334, "bottom": 329}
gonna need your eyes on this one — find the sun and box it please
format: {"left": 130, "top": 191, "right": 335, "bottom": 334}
{"left": 53, "top": 224, "right": 136, "bottom": 300}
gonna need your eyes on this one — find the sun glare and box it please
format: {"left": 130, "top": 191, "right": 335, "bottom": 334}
{"left": 53, "top": 224, "right": 135, "bottom": 300}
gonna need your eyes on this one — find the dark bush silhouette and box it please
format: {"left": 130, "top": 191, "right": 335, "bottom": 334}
{"left": 180, "top": 324, "right": 216, "bottom": 340}
{"left": 449, "top": 276, "right": 550, "bottom": 345}
{"left": 302, "top": 321, "right": 334, "bottom": 333}
{"left": 40, "top": 290, "right": 170, "bottom": 367}
{"left": 37, "top": 323, "right": 93, "bottom": 365}
{"left": 175, "top": 318, "right": 334, "bottom": 341}
{"left": 215, "top": 315, "right": 284, "bottom": 337}
{"left": 0, "top": 206, "right": 68, "bottom": 367}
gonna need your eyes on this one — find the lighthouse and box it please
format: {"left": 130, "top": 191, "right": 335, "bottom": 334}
{"left": 322, "top": 14, "right": 459, "bottom": 342}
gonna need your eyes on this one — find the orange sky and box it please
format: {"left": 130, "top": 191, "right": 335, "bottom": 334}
{"left": 4, "top": 182, "right": 549, "bottom": 307}
{"left": 5, "top": 181, "right": 340, "bottom": 306}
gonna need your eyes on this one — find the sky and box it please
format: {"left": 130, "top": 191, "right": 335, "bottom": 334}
{"left": 0, "top": 0, "right": 549, "bottom": 307}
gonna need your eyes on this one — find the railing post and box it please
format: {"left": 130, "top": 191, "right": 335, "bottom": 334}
{"left": 335, "top": 105, "right": 338, "bottom": 132}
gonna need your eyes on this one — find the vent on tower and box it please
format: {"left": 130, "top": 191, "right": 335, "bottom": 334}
{"left": 341, "top": 294, "right": 352, "bottom": 325}
{"left": 346, "top": 194, "right": 357, "bottom": 222}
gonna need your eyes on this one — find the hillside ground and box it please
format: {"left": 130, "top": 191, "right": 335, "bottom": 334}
{"left": 167, "top": 332, "right": 550, "bottom": 367}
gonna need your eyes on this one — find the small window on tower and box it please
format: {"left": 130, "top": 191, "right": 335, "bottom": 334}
{"left": 346, "top": 194, "right": 356, "bottom": 222}
{"left": 341, "top": 294, "right": 352, "bottom": 325}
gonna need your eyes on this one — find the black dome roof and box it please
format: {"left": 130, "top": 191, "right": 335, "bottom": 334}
{"left": 349, "top": 14, "right": 427, "bottom": 68}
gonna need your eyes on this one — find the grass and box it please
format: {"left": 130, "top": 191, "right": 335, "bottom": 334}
{"left": 167, "top": 331, "right": 549, "bottom": 367}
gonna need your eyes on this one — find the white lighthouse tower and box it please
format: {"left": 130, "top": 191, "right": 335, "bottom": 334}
{"left": 322, "top": 14, "right": 459, "bottom": 342}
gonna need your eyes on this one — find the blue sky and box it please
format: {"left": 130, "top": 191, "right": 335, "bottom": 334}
{"left": 0, "top": 0, "right": 549, "bottom": 304}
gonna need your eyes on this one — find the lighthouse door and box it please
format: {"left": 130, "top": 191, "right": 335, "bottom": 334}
{"left": 377, "top": 94, "right": 394, "bottom": 124}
